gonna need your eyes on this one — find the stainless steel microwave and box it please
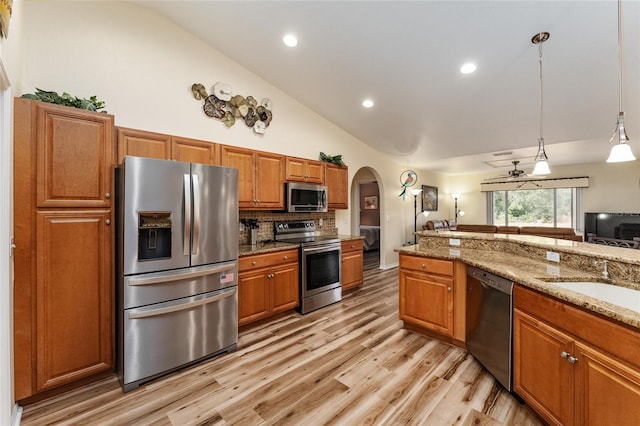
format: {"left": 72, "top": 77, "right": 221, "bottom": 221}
{"left": 286, "top": 182, "right": 328, "bottom": 212}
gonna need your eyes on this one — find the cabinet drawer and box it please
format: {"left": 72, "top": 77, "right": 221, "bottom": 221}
{"left": 400, "top": 254, "right": 453, "bottom": 276}
{"left": 341, "top": 239, "right": 363, "bottom": 253}
{"left": 239, "top": 249, "right": 298, "bottom": 272}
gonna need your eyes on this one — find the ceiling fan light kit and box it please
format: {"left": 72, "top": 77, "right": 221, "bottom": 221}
{"left": 607, "top": 0, "right": 636, "bottom": 163}
{"left": 531, "top": 31, "right": 551, "bottom": 176}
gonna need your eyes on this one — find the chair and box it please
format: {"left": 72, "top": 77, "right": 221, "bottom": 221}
{"left": 587, "top": 233, "right": 640, "bottom": 249}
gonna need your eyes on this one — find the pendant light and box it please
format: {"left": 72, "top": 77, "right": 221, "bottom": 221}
{"left": 531, "top": 32, "right": 551, "bottom": 176}
{"left": 607, "top": 0, "right": 636, "bottom": 162}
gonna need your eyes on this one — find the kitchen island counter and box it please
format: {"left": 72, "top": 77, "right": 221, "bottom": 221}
{"left": 397, "top": 231, "right": 640, "bottom": 329}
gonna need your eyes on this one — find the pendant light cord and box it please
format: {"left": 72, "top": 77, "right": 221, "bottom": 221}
{"left": 618, "top": 0, "right": 623, "bottom": 112}
{"left": 538, "top": 39, "right": 544, "bottom": 142}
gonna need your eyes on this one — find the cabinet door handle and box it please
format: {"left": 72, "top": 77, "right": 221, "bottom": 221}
{"left": 447, "top": 287, "right": 452, "bottom": 292}
{"left": 105, "top": 192, "right": 111, "bottom": 199}
{"left": 420, "top": 263, "right": 426, "bottom": 268}
{"left": 105, "top": 219, "right": 111, "bottom": 225}
{"left": 284, "top": 256, "right": 288, "bottom": 260}
{"left": 252, "top": 261, "right": 257, "bottom": 266}
{"left": 560, "top": 351, "right": 578, "bottom": 364}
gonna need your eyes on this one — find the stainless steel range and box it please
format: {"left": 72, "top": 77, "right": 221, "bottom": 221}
{"left": 274, "top": 221, "right": 341, "bottom": 314}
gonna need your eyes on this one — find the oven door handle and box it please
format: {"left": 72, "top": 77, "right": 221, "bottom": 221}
{"left": 128, "top": 287, "right": 236, "bottom": 319}
{"left": 302, "top": 245, "right": 340, "bottom": 255}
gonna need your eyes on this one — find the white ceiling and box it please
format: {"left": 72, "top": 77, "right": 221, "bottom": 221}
{"left": 137, "top": 0, "right": 640, "bottom": 176}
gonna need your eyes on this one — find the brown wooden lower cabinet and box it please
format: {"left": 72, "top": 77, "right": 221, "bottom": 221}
{"left": 15, "top": 210, "right": 114, "bottom": 400}
{"left": 238, "top": 249, "right": 299, "bottom": 326}
{"left": 398, "top": 254, "right": 466, "bottom": 343}
{"left": 514, "top": 285, "right": 640, "bottom": 426}
{"left": 341, "top": 239, "right": 363, "bottom": 291}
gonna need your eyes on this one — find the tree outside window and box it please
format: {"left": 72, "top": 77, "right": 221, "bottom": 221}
{"left": 492, "top": 188, "right": 573, "bottom": 228}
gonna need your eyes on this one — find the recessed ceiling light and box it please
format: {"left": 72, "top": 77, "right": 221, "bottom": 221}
{"left": 283, "top": 34, "right": 298, "bottom": 47}
{"left": 460, "top": 62, "right": 477, "bottom": 74}
{"left": 362, "top": 99, "right": 374, "bottom": 108}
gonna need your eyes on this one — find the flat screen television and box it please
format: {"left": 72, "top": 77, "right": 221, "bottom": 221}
{"left": 584, "top": 213, "right": 640, "bottom": 241}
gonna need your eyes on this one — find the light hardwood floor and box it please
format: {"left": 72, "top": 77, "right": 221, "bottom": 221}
{"left": 20, "top": 250, "right": 543, "bottom": 425}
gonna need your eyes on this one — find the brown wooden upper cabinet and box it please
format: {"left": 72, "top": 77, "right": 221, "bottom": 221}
{"left": 325, "top": 163, "right": 349, "bottom": 209}
{"left": 32, "top": 101, "right": 114, "bottom": 208}
{"left": 285, "top": 156, "right": 325, "bottom": 184}
{"left": 171, "top": 136, "right": 220, "bottom": 165}
{"left": 220, "top": 145, "right": 285, "bottom": 210}
{"left": 116, "top": 127, "right": 171, "bottom": 164}
{"left": 116, "top": 127, "right": 220, "bottom": 166}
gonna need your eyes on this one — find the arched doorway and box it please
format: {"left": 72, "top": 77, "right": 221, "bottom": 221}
{"left": 352, "top": 167, "right": 381, "bottom": 268}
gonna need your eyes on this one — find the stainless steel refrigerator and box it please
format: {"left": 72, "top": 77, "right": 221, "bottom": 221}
{"left": 116, "top": 156, "right": 238, "bottom": 392}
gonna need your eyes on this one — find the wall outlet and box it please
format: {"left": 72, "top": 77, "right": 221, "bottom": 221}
{"left": 546, "top": 251, "right": 560, "bottom": 262}
{"left": 449, "top": 248, "right": 461, "bottom": 256}
{"left": 319, "top": 218, "right": 323, "bottom": 226}
{"left": 449, "top": 238, "right": 461, "bottom": 246}
{"left": 547, "top": 265, "right": 560, "bottom": 276}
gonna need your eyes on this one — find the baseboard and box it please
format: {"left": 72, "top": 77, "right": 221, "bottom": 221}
{"left": 379, "top": 262, "right": 398, "bottom": 270}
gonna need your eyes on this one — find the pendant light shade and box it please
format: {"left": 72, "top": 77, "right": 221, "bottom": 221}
{"left": 531, "top": 32, "right": 551, "bottom": 176}
{"left": 607, "top": 0, "right": 636, "bottom": 163}
{"left": 532, "top": 138, "right": 551, "bottom": 175}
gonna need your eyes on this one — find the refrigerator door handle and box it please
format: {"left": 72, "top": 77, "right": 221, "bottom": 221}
{"left": 183, "top": 174, "right": 191, "bottom": 256}
{"left": 128, "top": 287, "right": 237, "bottom": 319}
{"left": 127, "top": 262, "right": 237, "bottom": 286}
{"left": 192, "top": 173, "right": 200, "bottom": 255}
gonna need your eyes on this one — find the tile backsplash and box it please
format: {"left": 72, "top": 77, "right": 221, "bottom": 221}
{"left": 238, "top": 211, "right": 337, "bottom": 245}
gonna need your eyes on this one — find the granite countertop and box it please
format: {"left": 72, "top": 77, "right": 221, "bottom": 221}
{"left": 239, "top": 242, "right": 299, "bottom": 256}
{"left": 418, "top": 230, "right": 640, "bottom": 264}
{"left": 338, "top": 234, "right": 365, "bottom": 241}
{"left": 397, "top": 238, "right": 640, "bottom": 330}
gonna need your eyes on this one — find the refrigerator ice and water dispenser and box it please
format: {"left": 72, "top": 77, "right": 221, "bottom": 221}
{"left": 138, "top": 212, "right": 172, "bottom": 261}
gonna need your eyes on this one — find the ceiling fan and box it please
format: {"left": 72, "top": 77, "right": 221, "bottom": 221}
{"left": 484, "top": 160, "right": 529, "bottom": 181}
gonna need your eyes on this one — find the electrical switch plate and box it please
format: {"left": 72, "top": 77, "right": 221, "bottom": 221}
{"left": 449, "top": 248, "right": 461, "bottom": 256}
{"left": 546, "top": 251, "right": 560, "bottom": 262}
{"left": 319, "top": 218, "right": 323, "bottom": 226}
{"left": 449, "top": 238, "right": 461, "bottom": 246}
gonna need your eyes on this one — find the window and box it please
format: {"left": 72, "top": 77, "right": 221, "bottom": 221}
{"left": 488, "top": 188, "right": 581, "bottom": 229}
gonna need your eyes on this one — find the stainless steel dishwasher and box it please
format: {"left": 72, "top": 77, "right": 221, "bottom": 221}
{"left": 466, "top": 265, "right": 514, "bottom": 391}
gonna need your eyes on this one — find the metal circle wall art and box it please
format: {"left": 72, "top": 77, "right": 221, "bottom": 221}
{"left": 398, "top": 170, "right": 417, "bottom": 200}
{"left": 191, "top": 82, "right": 273, "bottom": 134}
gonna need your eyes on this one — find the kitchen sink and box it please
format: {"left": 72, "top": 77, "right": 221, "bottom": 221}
{"left": 550, "top": 281, "right": 640, "bottom": 314}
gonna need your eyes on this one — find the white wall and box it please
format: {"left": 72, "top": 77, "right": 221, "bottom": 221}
{"left": 18, "top": 1, "right": 435, "bottom": 268}
{"left": 1, "top": 0, "right": 23, "bottom": 423}
{"left": 449, "top": 160, "right": 640, "bottom": 225}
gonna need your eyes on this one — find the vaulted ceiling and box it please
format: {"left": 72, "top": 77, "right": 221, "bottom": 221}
{"left": 137, "top": 1, "right": 640, "bottom": 175}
